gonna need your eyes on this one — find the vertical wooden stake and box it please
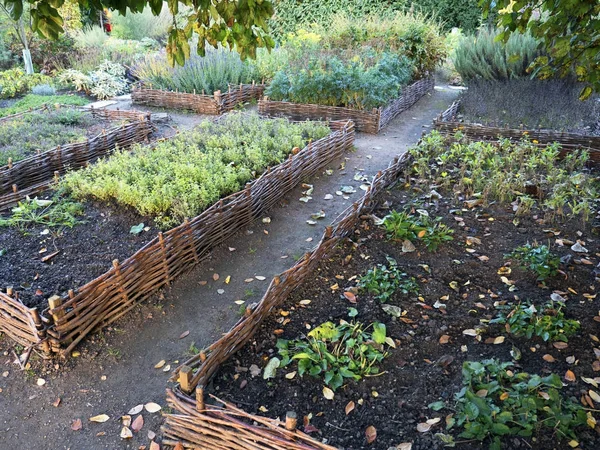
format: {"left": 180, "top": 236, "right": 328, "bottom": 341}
{"left": 7, "top": 157, "right": 12, "bottom": 169}
{"left": 196, "top": 385, "right": 205, "bottom": 412}
{"left": 179, "top": 365, "right": 193, "bottom": 394}
{"left": 285, "top": 411, "right": 297, "bottom": 431}
{"left": 158, "top": 232, "right": 170, "bottom": 284}
{"left": 11, "top": 184, "right": 17, "bottom": 194}
{"left": 30, "top": 308, "right": 51, "bottom": 355}
{"left": 6, "top": 286, "right": 13, "bottom": 297}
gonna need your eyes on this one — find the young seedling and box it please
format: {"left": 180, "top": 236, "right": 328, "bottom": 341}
{"left": 505, "top": 243, "right": 559, "bottom": 281}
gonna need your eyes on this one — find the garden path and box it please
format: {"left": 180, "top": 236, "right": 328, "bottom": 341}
{"left": 0, "top": 84, "right": 459, "bottom": 449}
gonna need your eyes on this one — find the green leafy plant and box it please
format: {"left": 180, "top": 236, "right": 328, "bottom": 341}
{"left": 358, "top": 256, "right": 419, "bottom": 302}
{"left": 59, "top": 60, "right": 128, "bottom": 100}
{"left": 505, "top": 243, "right": 560, "bottom": 281}
{"left": 409, "top": 132, "right": 599, "bottom": 222}
{"left": 0, "top": 94, "right": 89, "bottom": 118}
{"left": 0, "top": 67, "right": 51, "bottom": 99}
{"left": 61, "top": 113, "right": 330, "bottom": 229}
{"left": 491, "top": 301, "right": 580, "bottom": 342}
{"left": 277, "top": 321, "right": 391, "bottom": 391}
{"left": 382, "top": 210, "right": 454, "bottom": 251}
{"left": 431, "top": 359, "right": 588, "bottom": 449}
{"left": 0, "top": 196, "right": 83, "bottom": 229}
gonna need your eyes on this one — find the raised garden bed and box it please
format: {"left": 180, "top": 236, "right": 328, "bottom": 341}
{"left": 0, "top": 106, "right": 154, "bottom": 212}
{"left": 259, "top": 77, "right": 434, "bottom": 134}
{"left": 0, "top": 114, "right": 354, "bottom": 357}
{"left": 131, "top": 82, "right": 266, "bottom": 115}
{"left": 434, "top": 100, "right": 600, "bottom": 157}
{"left": 165, "top": 133, "right": 600, "bottom": 449}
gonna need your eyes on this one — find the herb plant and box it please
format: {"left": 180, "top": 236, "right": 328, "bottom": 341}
{"left": 358, "top": 256, "right": 419, "bottom": 302}
{"left": 0, "top": 196, "right": 83, "bottom": 229}
{"left": 277, "top": 321, "right": 391, "bottom": 391}
{"left": 382, "top": 210, "right": 454, "bottom": 251}
{"left": 491, "top": 301, "right": 580, "bottom": 342}
{"left": 505, "top": 243, "right": 560, "bottom": 281}
{"left": 432, "top": 359, "right": 588, "bottom": 450}
{"left": 61, "top": 113, "right": 330, "bottom": 228}
{"left": 0, "top": 68, "right": 51, "bottom": 99}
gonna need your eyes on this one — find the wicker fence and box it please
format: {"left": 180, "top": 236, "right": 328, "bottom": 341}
{"left": 434, "top": 100, "right": 600, "bottom": 160}
{"left": 131, "top": 83, "right": 266, "bottom": 115}
{"left": 0, "top": 109, "right": 153, "bottom": 212}
{"left": 161, "top": 149, "right": 412, "bottom": 449}
{"left": 18, "top": 120, "right": 353, "bottom": 357}
{"left": 258, "top": 77, "right": 434, "bottom": 134}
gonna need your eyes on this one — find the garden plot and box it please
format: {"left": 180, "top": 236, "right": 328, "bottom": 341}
{"left": 0, "top": 113, "right": 333, "bottom": 315}
{"left": 196, "top": 133, "right": 600, "bottom": 450}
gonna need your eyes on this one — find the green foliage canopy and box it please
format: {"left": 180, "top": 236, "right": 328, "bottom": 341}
{"left": 480, "top": 0, "right": 600, "bottom": 99}
{"left": 1, "top": 0, "right": 275, "bottom": 65}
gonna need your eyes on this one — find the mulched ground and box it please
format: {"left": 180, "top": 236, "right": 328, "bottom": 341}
{"left": 209, "top": 184, "right": 600, "bottom": 449}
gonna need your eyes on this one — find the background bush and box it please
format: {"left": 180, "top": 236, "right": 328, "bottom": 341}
{"left": 453, "top": 28, "right": 541, "bottom": 82}
{"left": 134, "top": 47, "right": 258, "bottom": 95}
{"left": 270, "top": 0, "right": 483, "bottom": 39}
{"left": 459, "top": 78, "right": 600, "bottom": 132}
{"left": 61, "top": 113, "right": 331, "bottom": 228}
{"left": 110, "top": 7, "right": 171, "bottom": 42}
{"left": 0, "top": 68, "right": 51, "bottom": 99}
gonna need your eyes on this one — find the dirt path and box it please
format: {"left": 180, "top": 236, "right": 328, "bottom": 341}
{"left": 0, "top": 85, "right": 459, "bottom": 449}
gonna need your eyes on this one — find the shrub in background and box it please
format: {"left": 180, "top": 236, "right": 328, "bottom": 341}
{"left": 0, "top": 94, "right": 88, "bottom": 117}
{"left": 59, "top": 60, "right": 128, "bottom": 99}
{"left": 453, "top": 28, "right": 541, "bottom": 82}
{"left": 459, "top": 78, "right": 599, "bottom": 131}
{"left": 110, "top": 7, "right": 171, "bottom": 42}
{"left": 31, "top": 84, "right": 56, "bottom": 95}
{"left": 134, "top": 47, "right": 258, "bottom": 95}
{"left": 73, "top": 26, "right": 108, "bottom": 49}
{"left": 0, "top": 67, "right": 51, "bottom": 99}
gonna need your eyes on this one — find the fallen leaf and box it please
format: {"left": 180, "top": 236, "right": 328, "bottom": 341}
{"left": 397, "top": 444, "right": 412, "bottom": 450}
{"left": 439, "top": 335, "right": 450, "bottom": 344}
{"left": 553, "top": 342, "right": 568, "bottom": 350}
{"left": 179, "top": 330, "right": 190, "bottom": 339}
{"left": 258, "top": 405, "right": 268, "bottom": 413}
{"left": 345, "top": 401, "right": 355, "bottom": 415}
{"left": 582, "top": 377, "right": 599, "bottom": 387}
{"left": 255, "top": 276, "right": 266, "bottom": 281}
{"left": 36, "top": 378, "right": 46, "bottom": 386}
{"left": 493, "top": 336, "right": 505, "bottom": 344}
{"left": 120, "top": 427, "right": 133, "bottom": 439}
{"left": 565, "top": 370, "right": 576, "bottom": 382}
{"left": 122, "top": 415, "right": 131, "bottom": 427}
{"left": 89, "top": 414, "right": 110, "bottom": 423}
{"left": 148, "top": 430, "right": 156, "bottom": 440}
{"left": 144, "top": 403, "right": 161, "bottom": 413}
{"left": 71, "top": 419, "right": 82, "bottom": 431}
{"left": 365, "top": 425, "right": 377, "bottom": 444}
{"left": 299, "top": 299, "right": 311, "bottom": 306}
{"left": 285, "top": 371, "right": 296, "bottom": 380}
{"left": 150, "top": 441, "right": 160, "bottom": 450}
{"left": 154, "top": 360, "right": 166, "bottom": 369}
{"left": 589, "top": 390, "right": 600, "bottom": 403}
{"left": 131, "top": 415, "right": 144, "bottom": 432}
{"left": 212, "top": 273, "right": 219, "bottom": 281}
{"left": 323, "top": 386, "right": 335, "bottom": 400}
{"left": 344, "top": 291, "right": 357, "bottom": 303}
{"left": 249, "top": 364, "right": 261, "bottom": 377}
{"left": 53, "top": 398, "right": 61, "bottom": 407}
{"left": 462, "top": 329, "right": 477, "bottom": 337}
{"left": 263, "top": 357, "right": 280, "bottom": 380}
{"left": 417, "top": 422, "right": 432, "bottom": 433}
{"left": 173, "top": 444, "right": 184, "bottom": 450}
{"left": 225, "top": 275, "right": 231, "bottom": 284}
{"left": 543, "top": 354, "right": 556, "bottom": 363}
{"left": 128, "top": 405, "right": 143, "bottom": 415}
{"left": 478, "top": 255, "right": 489, "bottom": 262}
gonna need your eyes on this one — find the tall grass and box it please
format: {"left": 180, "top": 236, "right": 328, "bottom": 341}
{"left": 453, "top": 28, "right": 541, "bottom": 81}
{"left": 110, "top": 7, "right": 171, "bottom": 41}
{"left": 133, "top": 47, "right": 258, "bottom": 95}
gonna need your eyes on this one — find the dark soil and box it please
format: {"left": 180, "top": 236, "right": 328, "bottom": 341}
{"left": 209, "top": 183, "right": 600, "bottom": 449}
{"left": 0, "top": 198, "right": 157, "bottom": 308}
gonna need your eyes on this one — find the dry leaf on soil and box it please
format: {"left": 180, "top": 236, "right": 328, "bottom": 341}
{"left": 365, "top": 425, "right": 377, "bottom": 444}
{"left": 345, "top": 401, "right": 355, "bottom": 415}
{"left": 323, "top": 386, "right": 335, "bottom": 400}
{"left": 144, "top": 402, "right": 162, "bottom": 413}
{"left": 178, "top": 330, "right": 190, "bottom": 339}
{"left": 154, "top": 360, "right": 166, "bottom": 369}
{"left": 439, "top": 335, "right": 450, "bottom": 344}
{"left": 128, "top": 404, "right": 144, "bottom": 415}
{"left": 120, "top": 426, "right": 133, "bottom": 439}
{"left": 150, "top": 441, "right": 160, "bottom": 450}
{"left": 71, "top": 419, "right": 82, "bottom": 431}
{"left": 131, "top": 414, "right": 144, "bottom": 432}
{"left": 89, "top": 414, "right": 110, "bottom": 423}
{"left": 565, "top": 370, "right": 576, "bottom": 382}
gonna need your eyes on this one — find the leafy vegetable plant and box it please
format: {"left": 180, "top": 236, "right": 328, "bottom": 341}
{"left": 0, "top": 196, "right": 83, "bottom": 229}
{"left": 358, "top": 256, "right": 418, "bottom": 302}
{"left": 382, "top": 210, "right": 454, "bottom": 251}
{"left": 505, "top": 243, "right": 560, "bottom": 281}
{"left": 431, "top": 359, "right": 588, "bottom": 450}
{"left": 491, "top": 301, "right": 580, "bottom": 342}
{"left": 277, "top": 321, "right": 392, "bottom": 391}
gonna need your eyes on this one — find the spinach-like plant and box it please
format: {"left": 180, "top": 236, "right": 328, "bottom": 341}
{"left": 382, "top": 210, "right": 454, "bottom": 251}
{"left": 358, "top": 256, "right": 418, "bottom": 302}
{"left": 505, "top": 243, "right": 559, "bottom": 281}
{"left": 0, "top": 196, "right": 83, "bottom": 229}
{"left": 277, "top": 321, "right": 391, "bottom": 391}
{"left": 491, "top": 301, "right": 579, "bottom": 342}
{"left": 430, "top": 359, "right": 588, "bottom": 450}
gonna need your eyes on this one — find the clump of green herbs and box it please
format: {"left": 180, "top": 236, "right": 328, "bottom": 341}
{"left": 61, "top": 113, "right": 330, "bottom": 229}
{"left": 0, "top": 94, "right": 89, "bottom": 118}
{"left": 491, "top": 301, "right": 579, "bottom": 342}
{"left": 505, "top": 243, "right": 560, "bottom": 281}
{"left": 0, "top": 109, "right": 92, "bottom": 166}
{"left": 277, "top": 321, "right": 391, "bottom": 391}
{"left": 0, "top": 196, "right": 83, "bottom": 229}
{"left": 410, "top": 131, "right": 599, "bottom": 222}
{"left": 430, "top": 359, "right": 588, "bottom": 450}
{"left": 358, "top": 256, "right": 419, "bottom": 302}
{"left": 382, "top": 210, "right": 454, "bottom": 251}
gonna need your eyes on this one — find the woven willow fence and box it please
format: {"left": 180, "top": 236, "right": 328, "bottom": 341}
{"left": 24, "top": 120, "right": 353, "bottom": 356}
{"left": 0, "top": 109, "right": 153, "bottom": 212}
{"left": 131, "top": 82, "right": 266, "bottom": 115}
{"left": 162, "top": 151, "right": 411, "bottom": 449}
{"left": 259, "top": 77, "right": 434, "bottom": 133}
{"left": 434, "top": 100, "right": 600, "bottom": 160}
